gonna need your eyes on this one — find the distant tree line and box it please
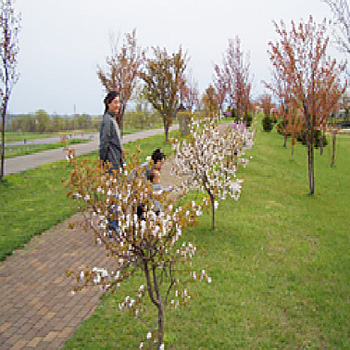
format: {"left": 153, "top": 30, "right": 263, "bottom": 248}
{"left": 7, "top": 109, "right": 101, "bottom": 133}
{"left": 6, "top": 107, "right": 165, "bottom": 133}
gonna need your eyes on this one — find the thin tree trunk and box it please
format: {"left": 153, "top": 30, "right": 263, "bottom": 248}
{"left": 157, "top": 304, "right": 165, "bottom": 348}
{"left": 163, "top": 115, "right": 169, "bottom": 142}
{"left": 306, "top": 112, "right": 315, "bottom": 195}
{"left": 210, "top": 193, "right": 215, "bottom": 230}
{"left": 283, "top": 116, "right": 288, "bottom": 147}
{"left": 307, "top": 128, "right": 315, "bottom": 195}
{"left": 165, "top": 125, "right": 169, "bottom": 142}
{"left": 308, "top": 143, "right": 315, "bottom": 194}
{"left": 331, "top": 133, "right": 336, "bottom": 167}
{"left": 1, "top": 104, "right": 7, "bottom": 180}
{"left": 152, "top": 265, "right": 164, "bottom": 349}
{"left": 320, "top": 129, "right": 324, "bottom": 155}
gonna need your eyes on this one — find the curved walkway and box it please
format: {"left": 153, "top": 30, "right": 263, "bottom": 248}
{"left": 4, "top": 127, "right": 177, "bottom": 175}
{"left": 0, "top": 126, "right": 177, "bottom": 349}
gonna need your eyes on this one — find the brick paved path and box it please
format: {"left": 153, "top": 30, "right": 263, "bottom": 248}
{"left": 0, "top": 213, "right": 115, "bottom": 349}
{"left": 0, "top": 123, "right": 226, "bottom": 349}
{"left": 0, "top": 147, "right": 179, "bottom": 350}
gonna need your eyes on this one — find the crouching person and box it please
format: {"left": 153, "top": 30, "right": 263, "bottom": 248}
{"left": 149, "top": 169, "right": 175, "bottom": 214}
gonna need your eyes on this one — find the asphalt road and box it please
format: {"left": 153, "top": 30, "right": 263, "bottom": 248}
{"left": 4, "top": 127, "right": 177, "bottom": 176}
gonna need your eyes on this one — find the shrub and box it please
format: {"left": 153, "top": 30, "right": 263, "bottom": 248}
{"left": 262, "top": 115, "right": 274, "bottom": 132}
{"left": 297, "top": 130, "right": 328, "bottom": 148}
{"left": 244, "top": 112, "right": 253, "bottom": 127}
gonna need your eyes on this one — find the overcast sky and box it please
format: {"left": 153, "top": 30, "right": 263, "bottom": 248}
{"left": 8, "top": 0, "right": 345, "bottom": 115}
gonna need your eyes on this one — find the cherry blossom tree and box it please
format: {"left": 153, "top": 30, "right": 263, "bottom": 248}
{"left": 268, "top": 16, "right": 346, "bottom": 194}
{"left": 64, "top": 148, "right": 210, "bottom": 349}
{"left": 0, "top": 0, "right": 20, "bottom": 180}
{"left": 172, "top": 117, "right": 254, "bottom": 230}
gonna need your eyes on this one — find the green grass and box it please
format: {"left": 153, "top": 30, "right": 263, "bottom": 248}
{"left": 5, "top": 131, "right": 62, "bottom": 143}
{"left": 4, "top": 139, "right": 89, "bottom": 158}
{"left": 5, "top": 131, "right": 96, "bottom": 143}
{"left": 63, "top": 128, "right": 350, "bottom": 349}
{"left": 0, "top": 132, "right": 175, "bottom": 261}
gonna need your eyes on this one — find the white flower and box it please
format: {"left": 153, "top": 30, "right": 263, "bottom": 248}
{"left": 147, "top": 332, "right": 152, "bottom": 340}
{"left": 207, "top": 277, "right": 212, "bottom": 283}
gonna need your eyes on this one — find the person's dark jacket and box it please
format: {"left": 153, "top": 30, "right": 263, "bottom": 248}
{"left": 99, "top": 111, "right": 124, "bottom": 170}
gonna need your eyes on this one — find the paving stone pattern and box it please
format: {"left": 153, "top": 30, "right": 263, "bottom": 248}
{"left": 0, "top": 126, "right": 182, "bottom": 349}
{"left": 0, "top": 213, "right": 115, "bottom": 349}
{"left": 0, "top": 123, "right": 227, "bottom": 349}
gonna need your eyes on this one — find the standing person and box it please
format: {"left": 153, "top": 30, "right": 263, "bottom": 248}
{"left": 99, "top": 91, "right": 124, "bottom": 236}
{"left": 99, "top": 91, "right": 124, "bottom": 172}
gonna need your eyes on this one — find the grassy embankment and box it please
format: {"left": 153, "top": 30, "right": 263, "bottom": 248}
{"left": 63, "top": 127, "right": 350, "bottom": 349}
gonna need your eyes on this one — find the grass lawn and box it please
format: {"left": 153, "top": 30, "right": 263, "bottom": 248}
{"left": 5, "top": 131, "right": 63, "bottom": 143}
{"left": 0, "top": 132, "right": 174, "bottom": 261}
{"left": 63, "top": 127, "right": 350, "bottom": 349}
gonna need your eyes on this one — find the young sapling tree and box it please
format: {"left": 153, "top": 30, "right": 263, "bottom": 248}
{"left": 172, "top": 117, "right": 254, "bottom": 229}
{"left": 64, "top": 148, "right": 211, "bottom": 349}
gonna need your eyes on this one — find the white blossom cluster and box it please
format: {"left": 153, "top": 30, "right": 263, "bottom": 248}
{"left": 172, "top": 118, "right": 254, "bottom": 207}
{"left": 64, "top": 147, "right": 214, "bottom": 348}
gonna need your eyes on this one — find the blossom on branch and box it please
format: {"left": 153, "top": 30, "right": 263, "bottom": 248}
{"left": 171, "top": 117, "right": 254, "bottom": 229}
{"left": 64, "top": 147, "right": 210, "bottom": 349}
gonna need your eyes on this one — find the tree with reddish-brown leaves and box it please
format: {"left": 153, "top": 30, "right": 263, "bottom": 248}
{"left": 259, "top": 92, "right": 274, "bottom": 117}
{"left": 264, "top": 64, "right": 293, "bottom": 147}
{"left": 181, "top": 72, "right": 199, "bottom": 113}
{"left": 140, "top": 46, "right": 188, "bottom": 141}
{"left": 97, "top": 29, "right": 144, "bottom": 128}
{"left": 282, "top": 106, "right": 304, "bottom": 161}
{"left": 213, "top": 64, "right": 227, "bottom": 116}
{"left": 268, "top": 16, "right": 346, "bottom": 194}
{"left": 201, "top": 84, "right": 219, "bottom": 118}
{"left": 223, "top": 36, "right": 252, "bottom": 121}
{"left": 0, "top": 0, "right": 20, "bottom": 180}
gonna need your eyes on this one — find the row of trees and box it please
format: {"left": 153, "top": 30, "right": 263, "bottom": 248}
{"left": 97, "top": 29, "right": 253, "bottom": 141}
{"left": 7, "top": 110, "right": 100, "bottom": 133}
{"left": 7, "top": 109, "right": 167, "bottom": 133}
{"left": 263, "top": 16, "right": 347, "bottom": 195}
